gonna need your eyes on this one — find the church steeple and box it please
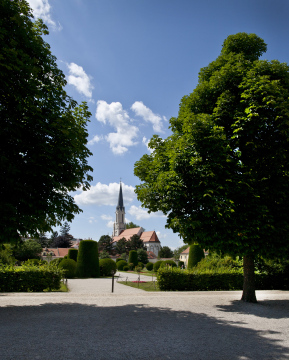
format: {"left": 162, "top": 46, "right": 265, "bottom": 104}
{"left": 113, "top": 181, "right": 126, "bottom": 236}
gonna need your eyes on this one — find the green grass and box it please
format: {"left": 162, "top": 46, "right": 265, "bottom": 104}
{"left": 44, "top": 283, "right": 69, "bottom": 292}
{"left": 119, "top": 270, "right": 157, "bottom": 277}
{"left": 118, "top": 281, "right": 160, "bottom": 292}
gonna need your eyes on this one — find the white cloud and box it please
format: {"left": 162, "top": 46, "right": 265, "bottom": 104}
{"left": 128, "top": 205, "right": 165, "bottom": 221}
{"left": 156, "top": 231, "right": 168, "bottom": 240}
{"left": 74, "top": 182, "right": 136, "bottom": 206}
{"left": 95, "top": 100, "right": 139, "bottom": 155}
{"left": 106, "top": 220, "right": 114, "bottom": 228}
{"left": 131, "top": 101, "right": 164, "bottom": 133}
{"left": 88, "top": 216, "right": 97, "bottom": 224}
{"left": 27, "top": 0, "right": 61, "bottom": 30}
{"left": 67, "top": 63, "right": 94, "bottom": 99}
{"left": 88, "top": 135, "right": 103, "bottom": 146}
{"left": 101, "top": 215, "right": 112, "bottom": 221}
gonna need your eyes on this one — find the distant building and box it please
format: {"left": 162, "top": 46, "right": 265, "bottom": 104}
{"left": 112, "top": 182, "right": 161, "bottom": 257}
{"left": 179, "top": 246, "right": 209, "bottom": 267}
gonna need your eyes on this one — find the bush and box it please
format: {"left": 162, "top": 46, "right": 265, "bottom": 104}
{"left": 0, "top": 265, "right": 63, "bottom": 292}
{"left": 178, "top": 261, "right": 185, "bottom": 268}
{"left": 59, "top": 259, "right": 77, "bottom": 278}
{"left": 23, "top": 259, "right": 47, "bottom": 266}
{"left": 128, "top": 263, "right": 134, "bottom": 270}
{"left": 146, "top": 262, "right": 154, "bottom": 271}
{"left": 50, "top": 258, "right": 63, "bottom": 267}
{"left": 138, "top": 262, "right": 144, "bottom": 269}
{"left": 68, "top": 249, "right": 78, "bottom": 262}
{"left": 99, "top": 258, "right": 117, "bottom": 276}
{"left": 123, "top": 266, "right": 129, "bottom": 271}
{"left": 188, "top": 244, "right": 204, "bottom": 269}
{"left": 76, "top": 240, "right": 100, "bottom": 278}
{"left": 128, "top": 250, "right": 138, "bottom": 267}
{"left": 116, "top": 260, "right": 127, "bottom": 271}
{"left": 160, "top": 260, "right": 177, "bottom": 268}
{"left": 153, "top": 260, "right": 163, "bottom": 272}
{"left": 116, "top": 258, "right": 124, "bottom": 263}
{"left": 195, "top": 252, "right": 242, "bottom": 272}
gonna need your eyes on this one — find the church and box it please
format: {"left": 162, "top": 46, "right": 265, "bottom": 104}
{"left": 112, "top": 182, "right": 161, "bottom": 257}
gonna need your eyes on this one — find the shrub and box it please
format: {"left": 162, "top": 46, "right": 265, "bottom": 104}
{"left": 116, "top": 258, "right": 124, "bottom": 263}
{"left": 195, "top": 253, "right": 242, "bottom": 272}
{"left": 68, "top": 249, "right": 78, "bottom": 262}
{"left": 76, "top": 240, "right": 100, "bottom": 278}
{"left": 116, "top": 260, "right": 127, "bottom": 271}
{"left": 128, "top": 263, "right": 134, "bottom": 270}
{"left": 128, "top": 250, "right": 138, "bottom": 267}
{"left": 188, "top": 244, "right": 204, "bottom": 269}
{"left": 50, "top": 258, "right": 63, "bottom": 267}
{"left": 99, "top": 258, "right": 117, "bottom": 276}
{"left": 138, "top": 262, "right": 144, "bottom": 269}
{"left": 146, "top": 262, "right": 154, "bottom": 271}
{"left": 59, "top": 259, "right": 77, "bottom": 278}
{"left": 178, "top": 261, "right": 185, "bottom": 268}
{"left": 23, "top": 259, "right": 47, "bottom": 266}
{"left": 153, "top": 260, "right": 163, "bottom": 272}
{"left": 160, "top": 260, "right": 177, "bottom": 268}
{"left": 0, "top": 265, "right": 63, "bottom": 292}
{"left": 123, "top": 266, "right": 129, "bottom": 271}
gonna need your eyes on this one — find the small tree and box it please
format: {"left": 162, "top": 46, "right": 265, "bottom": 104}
{"left": 125, "top": 221, "right": 140, "bottom": 229}
{"left": 13, "top": 239, "right": 42, "bottom": 262}
{"left": 50, "top": 235, "right": 72, "bottom": 248}
{"left": 128, "top": 250, "right": 138, "bottom": 267}
{"left": 188, "top": 244, "right": 205, "bottom": 269}
{"left": 115, "top": 237, "right": 127, "bottom": 255}
{"left": 68, "top": 249, "right": 78, "bottom": 262}
{"left": 99, "top": 250, "right": 111, "bottom": 259}
{"left": 127, "top": 235, "right": 145, "bottom": 252}
{"left": 76, "top": 240, "right": 100, "bottom": 278}
{"left": 159, "top": 246, "right": 174, "bottom": 258}
{"left": 137, "top": 248, "right": 148, "bottom": 264}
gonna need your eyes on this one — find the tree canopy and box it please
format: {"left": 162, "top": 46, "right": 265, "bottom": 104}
{"left": 0, "top": 0, "right": 93, "bottom": 243}
{"left": 125, "top": 221, "right": 140, "bottom": 229}
{"left": 98, "top": 235, "right": 114, "bottom": 254}
{"left": 134, "top": 33, "right": 289, "bottom": 302}
{"left": 159, "top": 246, "right": 174, "bottom": 258}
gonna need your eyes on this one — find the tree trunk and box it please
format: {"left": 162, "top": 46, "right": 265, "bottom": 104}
{"left": 241, "top": 255, "right": 257, "bottom": 303}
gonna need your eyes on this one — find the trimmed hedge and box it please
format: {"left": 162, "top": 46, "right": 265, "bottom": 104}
{"left": 59, "top": 259, "right": 77, "bottom": 278}
{"left": 68, "top": 249, "right": 78, "bottom": 262}
{"left": 99, "top": 258, "right": 117, "bottom": 276}
{"left": 128, "top": 250, "right": 138, "bottom": 267}
{"left": 77, "top": 240, "right": 100, "bottom": 278}
{"left": 116, "top": 260, "right": 127, "bottom": 271}
{"left": 146, "top": 262, "right": 154, "bottom": 271}
{"left": 153, "top": 260, "right": 163, "bottom": 272}
{"left": 0, "top": 265, "right": 63, "bottom": 292}
{"left": 157, "top": 268, "right": 289, "bottom": 291}
{"left": 188, "top": 244, "right": 204, "bottom": 269}
{"left": 160, "top": 260, "right": 177, "bottom": 268}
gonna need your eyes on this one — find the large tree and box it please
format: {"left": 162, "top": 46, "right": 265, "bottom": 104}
{"left": 0, "top": 0, "right": 93, "bottom": 244}
{"left": 98, "top": 235, "right": 114, "bottom": 254}
{"left": 127, "top": 234, "right": 146, "bottom": 252}
{"left": 159, "top": 246, "right": 174, "bottom": 258}
{"left": 134, "top": 33, "right": 289, "bottom": 302}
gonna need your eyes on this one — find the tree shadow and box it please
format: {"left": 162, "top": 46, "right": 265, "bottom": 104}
{"left": 216, "top": 298, "right": 289, "bottom": 319}
{"left": 0, "top": 302, "right": 288, "bottom": 360}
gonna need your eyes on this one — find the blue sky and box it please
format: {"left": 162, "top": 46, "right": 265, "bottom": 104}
{"left": 27, "top": 0, "right": 289, "bottom": 249}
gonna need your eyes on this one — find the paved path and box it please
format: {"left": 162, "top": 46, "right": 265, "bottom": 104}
{"left": 0, "top": 276, "right": 289, "bottom": 360}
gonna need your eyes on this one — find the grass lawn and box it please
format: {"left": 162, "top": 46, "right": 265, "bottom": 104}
{"left": 119, "top": 270, "right": 157, "bottom": 277}
{"left": 44, "top": 283, "right": 69, "bottom": 292}
{"left": 118, "top": 281, "right": 160, "bottom": 292}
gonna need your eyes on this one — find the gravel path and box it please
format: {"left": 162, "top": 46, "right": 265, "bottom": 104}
{"left": 0, "top": 276, "right": 289, "bottom": 360}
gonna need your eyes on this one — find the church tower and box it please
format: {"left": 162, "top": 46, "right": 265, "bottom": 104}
{"left": 113, "top": 182, "right": 126, "bottom": 236}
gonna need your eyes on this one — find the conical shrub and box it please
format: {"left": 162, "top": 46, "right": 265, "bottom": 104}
{"left": 128, "top": 250, "right": 138, "bottom": 267}
{"left": 188, "top": 244, "right": 204, "bottom": 269}
{"left": 76, "top": 240, "right": 100, "bottom": 278}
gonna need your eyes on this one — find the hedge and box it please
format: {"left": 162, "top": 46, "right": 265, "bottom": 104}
{"left": 0, "top": 265, "right": 63, "bottom": 292}
{"left": 99, "top": 258, "right": 117, "bottom": 276}
{"left": 68, "top": 249, "right": 78, "bottom": 262}
{"left": 116, "top": 260, "right": 127, "bottom": 271}
{"left": 153, "top": 260, "right": 163, "bottom": 272}
{"left": 77, "top": 240, "right": 100, "bottom": 278}
{"left": 128, "top": 250, "right": 138, "bottom": 267}
{"left": 59, "top": 259, "right": 77, "bottom": 278}
{"left": 157, "top": 268, "right": 289, "bottom": 291}
{"left": 188, "top": 244, "right": 204, "bottom": 269}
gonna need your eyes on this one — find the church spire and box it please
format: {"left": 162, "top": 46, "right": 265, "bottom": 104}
{"left": 113, "top": 181, "right": 126, "bottom": 236}
{"left": 117, "top": 181, "right": 124, "bottom": 210}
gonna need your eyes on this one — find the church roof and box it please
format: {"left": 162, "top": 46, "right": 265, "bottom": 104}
{"left": 112, "top": 228, "right": 160, "bottom": 243}
{"left": 180, "top": 247, "right": 190, "bottom": 254}
{"left": 116, "top": 182, "right": 124, "bottom": 210}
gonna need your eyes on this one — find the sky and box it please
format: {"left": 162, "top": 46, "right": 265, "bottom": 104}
{"left": 26, "top": 0, "right": 289, "bottom": 249}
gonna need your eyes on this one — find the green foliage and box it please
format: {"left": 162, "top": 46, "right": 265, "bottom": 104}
{"left": 99, "top": 258, "right": 117, "bottom": 277}
{"left": 50, "top": 258, "right": 63, "bottom": 267}
{"left": 123, "top": 266, "right": 129, "bottom": 271}
{"left": 127, "top": 235, "right": 145, "bottom": 252}
{"left": 76, "top": 240, "right": 100, "bottom": 278}
{"left": 23, "top": 259, "right": 47, "bottom": 266}
{"left": 125, "top": 222, "right": 140, "bottom": 229}
{"left": 178, "top": 261, "right": 185, "bottom": 268}
{"left": 98, "top": 235, "right": 114, "bottom": 254}
{"left": 146, "top": 262, "right": 154, "bottom": 271}
{"left": 188, "top": 245, "right": 205, "bottom": 269}
{"left": 68, "top": 249, "right": 78, "bottom": 262}
{"left": 115, "top": 238, "right": 127, "bottom": 255}
{"left": 128, "top": 263, "right": 134, "bottom": 270}
{"left": 0, "top": 265, "right": 63, "bottom": 292}
{"left": 157, "top": 267, "right": 288, "bottom": 291}
{"left": 0, "top": 0, "right": 93, "bottom": 243}
{"left": 159, "top": 246, "right": 174, "bottom": 258}
{"left": 128, "top": 250, "right": 138, "bottom": 266}
{"left": 116, "top": 258, "right": 124, "bottom": 263}
{"left": 59, "top": 259, "right": 77, "bottom": 278}
{"left": 99, "top": 250, "right": 111, "bottom": 259}
{"left": 0, "top": 244, "right": 15, "bottom": 265}
{"left": 195, "top": 252, "right": 242, "bottom": 272}
{"left": 13, "top": 240, "right": 42, "bottom": 262}
{"left": 153, "top": 260, "right": 163, "bottom": 272}
{"left": 138, "top": 262, "right": 144, "bottom": 269}
{"left": 137, "top": 248, "right": 148, "bottom": 264}
{"left": 160, "top": 260, "right": 177, "bottom": 268}
{"left": 116, "top": 260, "right": 127, "bottom": 271}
